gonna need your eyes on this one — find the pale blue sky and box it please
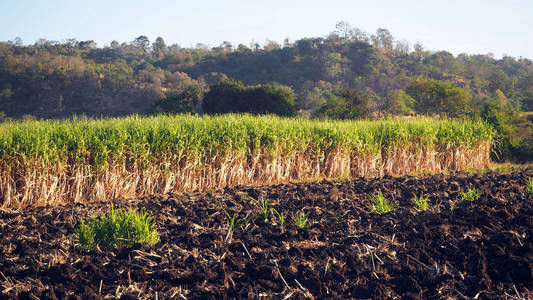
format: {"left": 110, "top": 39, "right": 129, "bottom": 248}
{"left": 1, "top": 0, "right": 531, "bottom": 58}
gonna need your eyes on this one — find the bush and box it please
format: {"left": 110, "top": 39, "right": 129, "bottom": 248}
{"left": 384, "top": 89, "right": 415, "bottom": 115}
{"left": 202, "top": 79, "right": 296, "bottom": 116}
{"left": 148, "top": 86, "right": 202, "bottom": 114}
{"left": 76, "top": 205, "right": 160, "bottom": 251}
{"left": 312, "top": 89, "right": 369, "bottom": 119}
{"left": 406, "top": 76, "right": 472, "bottom": 117}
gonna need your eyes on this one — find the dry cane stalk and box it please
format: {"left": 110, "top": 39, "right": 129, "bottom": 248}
{"left": 0, "top": 143, "right": 491, "bottom": 208}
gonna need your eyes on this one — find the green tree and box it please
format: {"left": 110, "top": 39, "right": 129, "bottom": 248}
{"left": 480, "top": 96, "right": 515, "bottom": 160}
{"left": 372, "top": 28, "right": 393, "bottom": 51}
{"left": 313, "top": 89, "right": 369, "bottom": 119}
{"left": 384, "top": 89, "right": 415, "bottom": 115}
{"left": 78, "top": 40, "right": 97, "bottom": 50}
{"left": 133, "top": 35, "right": 150, "bottom": 52}
{"left": 202, "top": 79, "right": 296, "bottom": 116}
{"left": 149, "top": 86, "right": 202, "bottom": 114}
{"left": 299, "top": 87, "right": 336, "bottom": 111}
{"left": 491, "top": 89, "right": 510, "bottom": 108}
{"left": 152, "top": 37, "right": 167, "bottom": 58}
{"left": 406, "top": 76, "right": 471, "bottom": 117}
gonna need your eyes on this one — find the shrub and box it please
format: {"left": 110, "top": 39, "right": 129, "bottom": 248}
{"left": 406, "top": 76, "right": 472, "bottom": 117}
{"left": 148, "top": 86, "right": 203, "bottom": 114}
{"left": 312, "top": 89, "right": 370, "bottom": 119}
{"left": 202, "top": 79, "right": 296, "bottom": 116}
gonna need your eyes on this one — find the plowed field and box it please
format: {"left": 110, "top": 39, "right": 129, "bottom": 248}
{"left": 1, "top": 171, "right": 532, "bottom": 299}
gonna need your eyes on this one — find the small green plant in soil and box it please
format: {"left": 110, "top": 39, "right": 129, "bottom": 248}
{"left": 525, "top": 178, "right": 533, "bottom": 194}
{"left": 75, "top": 205, "right": 159, "bottom": 251}
{"left": 293, "top": 210, "right": 308, "bottom": 229}
{"left": 335, "top": 212, "right": 343, "bottom": 223}
{"left": 449, "top": 201, "right": 456, "bottom": 211}
{"left": 460, "top": 187, "right": 481, "bottom": 202}
{"left": 368, "top": 190, "right": 396, "bottom": 214}
{"left": 412, "top": 194, "right": 430, "bottom": 211}
{"left": 271, "top": 208, "right": 286, "bottom": 228}
{"left": 256, "top": 197, "right": 270, "bottom": 222}
{"left": 222, "top": 208, "right": 241, "bottom": 232}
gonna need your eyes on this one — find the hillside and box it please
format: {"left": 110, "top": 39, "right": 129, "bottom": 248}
{"left": 1, "top": 26, "right": 532, "bottom": 119}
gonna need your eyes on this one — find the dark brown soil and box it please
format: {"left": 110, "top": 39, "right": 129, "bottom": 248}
{"left": 1, "top": 171, "right": 532, "bottom": 299}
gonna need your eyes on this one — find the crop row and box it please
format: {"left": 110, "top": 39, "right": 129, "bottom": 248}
{"left": 0, "top": 114, "right": 495, "bottom": 208}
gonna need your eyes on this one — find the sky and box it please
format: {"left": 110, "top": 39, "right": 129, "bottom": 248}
{"left": 1, "top": 0, "right": 532, "bottom": 59}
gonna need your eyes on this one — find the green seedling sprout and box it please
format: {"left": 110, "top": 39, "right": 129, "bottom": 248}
{"left": 335, "top": 212, "right": 343, "bottom": 223}
{"left": 293, "top": 210, "right": 308, "bottom": 229}
{"left": 460, "top": 187, "right": 481, "bottom": 202}
{"left": 525, "top": 178, "right": 533, "bottom": 194}
{"left": 449, "top": 201, "right": 456, "bottom": 211}
{"left": 271, "top": 208, "right": 286, "bottom": 228}
{"left": 412, "top": 194, "right": 430, "bottom": 211}
{"left": 256, "top": 197, "right": 270, "bottom": 222}
{"left": 221, "top": 207, "right": 242, "bottom": 242}
{"left": 222, "top": 207, "right": 241, "bottom": 232}
{"left": 367, "top": 190, "right": 397, "bottom": 214}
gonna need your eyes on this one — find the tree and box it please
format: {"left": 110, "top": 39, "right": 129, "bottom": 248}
{"left": 395, "top": 40, "right": 410, "bottom": 55}
{"left": 220, "top": 41, "right": 233, "bottom": 52}
{"left": 152, "top": 37, "right": 167, "bottom": 58}
{"left": 373, "top": 28, "right": 393, "bottom": 51}
{"left": 384, "top": 90, "right": 415, "bottom": 115}
{"left": 110, "top": 40, "right": 119, "bottom": 49}
{"left": 236, "top": 44, "right": 251, "bottom": 53}
{"left": 413, "top": 42, "right": 425, "bottom": 60}
{"left": 313, "top": 89, "right": 369, "bottom": 119}
{"left": 264, "top": 40, "right": 280, "bottom": 51}
{"left": 202, "top": 79, "right": 296, "bottom": 116}
{"left": 13, "top": 37, "right": 23, "bottom": 46}
{"left": 299, "top": 87, "right": 335, "bottom": 111}
{"left": 406, "top": 76, "right": 471, "bottom": 117}
{"left": 36, "top": 38, "right": 49, "bottom": 46}
{"left": 480, "top": 96, "right": 515, "bottom": 160}
{"left": 78, "top": 40, "right": 97, "bottom": 49}
{"left": 491, "top": 89, "right": 510, "bottom": 108}
{"left": 149, "top": 86, "right": 202, "bottom": 114}
{"left": 352, "top": 28, "right": 369, "bottom": 43}
{"left": 133, "top": 35, "right": 150, "bottom": 52}
{"left": 334, "top": 21, "right": 352, "bottom": 43}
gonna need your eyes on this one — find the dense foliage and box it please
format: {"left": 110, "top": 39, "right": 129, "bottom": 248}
{"left": 201, "top": 79, "right": 296, "bottom": 116}
{"left": 406, "top": 76, "right": 472, "bottom": 117}
{"left": 313, "top": 89, "right": 370, "bottom": 119}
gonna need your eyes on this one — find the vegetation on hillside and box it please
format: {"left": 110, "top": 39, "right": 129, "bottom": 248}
{"left": 1, "top": 24, "right": 532, "bottom": 119}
